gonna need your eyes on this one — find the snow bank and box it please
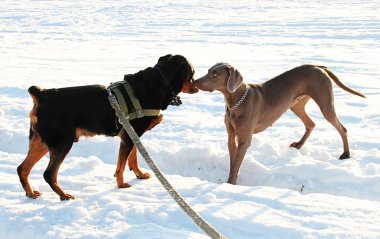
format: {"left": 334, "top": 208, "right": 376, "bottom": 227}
{"left": 1, "top": 1, "right": 380, "bottom": 238}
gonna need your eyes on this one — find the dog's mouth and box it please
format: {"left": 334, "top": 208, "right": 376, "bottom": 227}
{"left": 189, "top": 88, "right": 200, "bottom": 94}
{"left": 181, "top": 80, "right": 199, "bottom": 94}
{"left": 182, "top": 87, "right": 199, "bottom": 94}
{"left": 194, "top": 79, "right": 213, "bottom": 92}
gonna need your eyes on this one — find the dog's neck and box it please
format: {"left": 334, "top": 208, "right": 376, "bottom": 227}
{"left": 223, "top": 82, "right": 249, "bottom": 111}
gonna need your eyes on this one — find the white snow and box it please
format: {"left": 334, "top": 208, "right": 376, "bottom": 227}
{"left": 1, "top": 1, "right": 380, "bottom": 238}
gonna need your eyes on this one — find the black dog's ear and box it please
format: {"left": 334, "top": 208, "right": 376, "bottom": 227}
{"left": 173, "top": 55, "right": 191, "bottom": 76}
{"left": 157, "top": 55, "right": 188, "bottom": 74}
{"left": 173, "top": 55, "right": 187, "bottom": 68}
{"left": 157, "top": 54, "right": 173, "bottom": 64}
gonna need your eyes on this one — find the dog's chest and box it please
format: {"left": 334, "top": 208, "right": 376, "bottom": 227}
{"left": 225, "top": 107, "right": 247, "bottom": 128}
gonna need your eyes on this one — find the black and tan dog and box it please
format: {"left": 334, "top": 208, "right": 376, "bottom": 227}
{"left": 17, "top": 54, "right": 198, "bottom": 200}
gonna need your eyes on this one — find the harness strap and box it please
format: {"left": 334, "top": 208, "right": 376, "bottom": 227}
{"left": 123, "top": 81, "right": 144, "bottom": 118}
{"left": 107, "top": 80, "right": 161, "bottom": 121}
{"left": 112, "top": 87, "right": 129, "bottom": 114}
{"left": 127, "top": 109, "right": 161, "bottom": 119}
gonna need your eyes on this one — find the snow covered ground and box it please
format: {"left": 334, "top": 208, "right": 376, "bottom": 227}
{"left": 1, "top": 1, "right": 380, "bottom": 238}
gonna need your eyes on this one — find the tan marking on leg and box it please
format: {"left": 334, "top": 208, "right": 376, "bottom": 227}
{"left": 127, "top": 116, "right": 163, "bottom": 179}
{"left": 17, "top": 135, "right": 48, "bottom": 199}
{"left": 75, "top": 128, "right": 96, "bottom": 142}
{"left": 114, "top": 140, "right": 131, "bottom": 188}
{"left": 128, "top": 145, "right": 151, "bottom": 179}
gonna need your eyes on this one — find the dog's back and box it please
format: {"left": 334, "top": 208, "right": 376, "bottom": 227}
{"left": 28, "top": 85, "right": 118, "bottom": 148}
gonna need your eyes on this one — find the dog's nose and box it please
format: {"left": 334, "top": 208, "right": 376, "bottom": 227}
{"left": 194, "top": 79, "right": 202, "bottom": 87}
{"left": 190, "top": 81, "right": 199, "bottom": 93}
{"left": 190, "top": 87, "right": 199, "bottom": 94}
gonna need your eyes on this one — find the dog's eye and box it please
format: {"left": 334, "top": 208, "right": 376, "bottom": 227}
{"left": 212, "top": 73, "right": 217, "bottom": 77}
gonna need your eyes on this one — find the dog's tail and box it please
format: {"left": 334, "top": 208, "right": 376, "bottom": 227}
{"left": 318, "top": 66, "right": 365, "bottom": 98}
{"left": 28, "top": 86, "right": 45, "bottom": 104}
{"left": 28, "top": 86, "right": 44, "bottom": 129}
{"left": 26, "top": 87, "right": 40, "bottom": 142}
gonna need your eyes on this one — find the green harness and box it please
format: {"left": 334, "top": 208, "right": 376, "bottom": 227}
{"left": 107, "top": 78, "right": 161, "bottom": 120}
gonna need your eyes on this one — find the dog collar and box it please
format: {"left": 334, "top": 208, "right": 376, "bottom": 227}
{"left": 229, "top": 84, "right": 249, "bottom": 111}
{"left": 154, "top": 65, "right": 182, "bottom": 106}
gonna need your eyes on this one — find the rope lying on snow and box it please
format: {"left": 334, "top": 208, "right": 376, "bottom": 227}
{"left": 107, "top": 90, "right": 227, "bottom": 239}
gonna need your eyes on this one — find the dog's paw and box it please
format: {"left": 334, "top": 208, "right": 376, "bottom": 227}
{"left": 26, "top": 190, "right": 42, "bottom": 199}
{"left": 136, "top": 172, "right": 151, "bottom": 179}
{"left": 227, "top": 177, "right": 237, "bottom": 185}
{"left": 118, "top": 183, "right": 131, "bottom": 188}
{"left": 290, "top": 142, "right": 303, "bottom": 149}
{"left": 60, "top": 193, "right": 75, "bottom": 201}
{"left": 339, "top": 152, "right": 350, "bottom": 160}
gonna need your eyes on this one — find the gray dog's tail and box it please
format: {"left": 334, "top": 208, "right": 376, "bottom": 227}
{"left": 318, "top": 66, "right": 365, "bottom": 98}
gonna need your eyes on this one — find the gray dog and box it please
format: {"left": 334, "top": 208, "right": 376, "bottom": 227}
{"left": 195, "top": 63, "right": 365, "bottom": 184}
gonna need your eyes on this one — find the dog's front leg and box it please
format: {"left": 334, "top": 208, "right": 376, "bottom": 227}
{"left": 128, "top": 145, "right": 151, "bottom": 179}
{"left": 226, "top": 119, "right": 237, "bottom": 180}
{"left": 227, "top": 131, "right": 252, "bottom": 185}
{"left": 115, "top": 139, "right": 133, "bottom": 188}
{"left": 127, "top": 115, "right": 163, "bottom": 179}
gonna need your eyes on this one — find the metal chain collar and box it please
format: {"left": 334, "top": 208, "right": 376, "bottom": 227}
{"left": 229, "top": 84, "right": 249, "bottom": 111}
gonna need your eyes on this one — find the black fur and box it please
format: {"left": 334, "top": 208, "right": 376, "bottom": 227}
{"left": 30, "top": 54, "right": 194, "bottom": 148}
{"left": 18, "top": 54, "right": 196, "bottom": 200}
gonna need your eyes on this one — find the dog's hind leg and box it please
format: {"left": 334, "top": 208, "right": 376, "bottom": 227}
{"left": 311, "top": 87, "right": 350, "bottom": 159}
{"left": 290, "top": 96, "right": 316, "bottom": 149}
{"left": 323, "top": 111, "right": 349, "bottom": 159}
{"left": 44, "top": 142, "right": 74, "bottom": 200}
{"left": 17, "top": 133, "right": 48, "bottom": 199}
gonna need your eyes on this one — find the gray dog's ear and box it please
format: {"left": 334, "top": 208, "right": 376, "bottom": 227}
{"left": 227, "top": 67, "right": 243, "bottom": 93}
